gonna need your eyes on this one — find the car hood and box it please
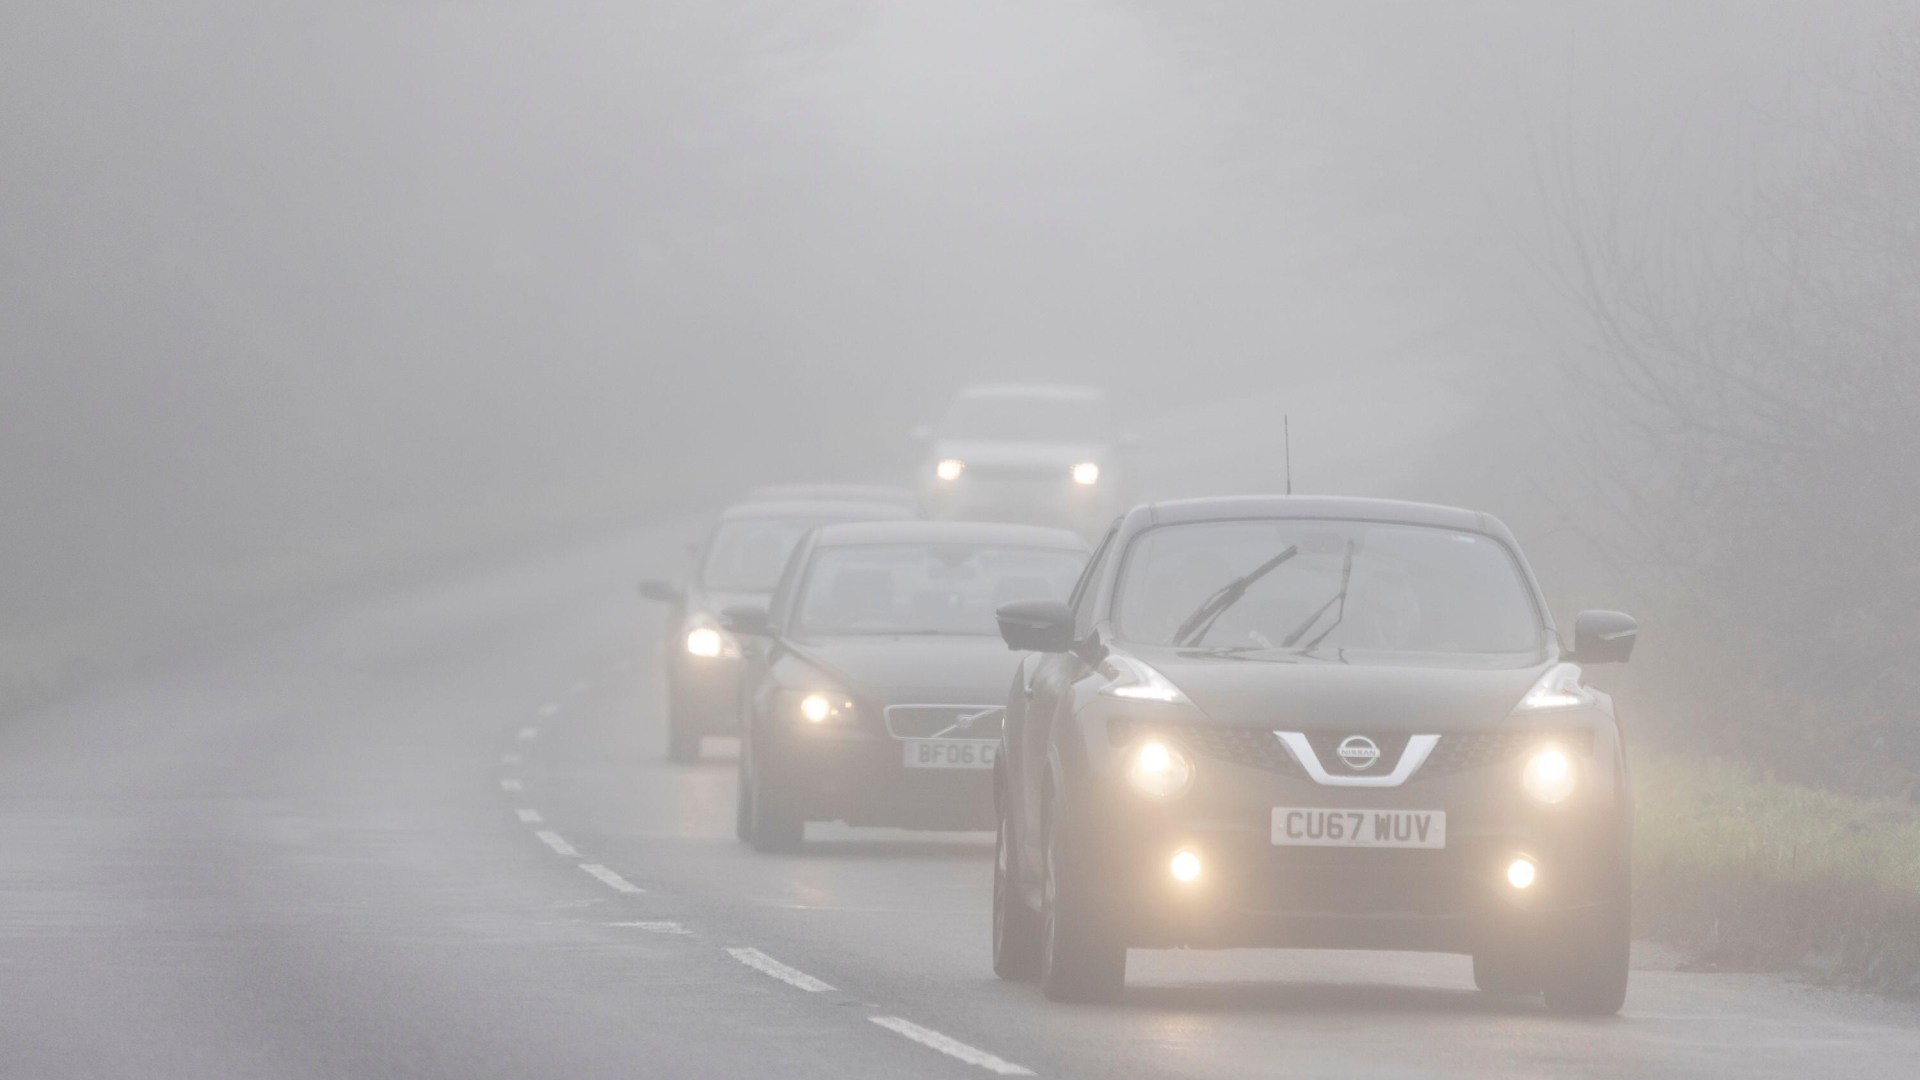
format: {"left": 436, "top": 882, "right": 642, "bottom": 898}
{"left": 1133, "top": 647, "right": 1555, "bottom": 732}
{"left": 786, "top": 635, "right": 1020, "bottom": 704}
{"left": 932, "top": 440, "right": 1110, "bottom": 471}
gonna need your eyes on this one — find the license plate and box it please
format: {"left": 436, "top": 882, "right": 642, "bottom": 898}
{"left": 902, "top": 740, "right": 997, "bottom": 769}
{"left": 1271, "top": 808, "right": 1446, "bottom": 849}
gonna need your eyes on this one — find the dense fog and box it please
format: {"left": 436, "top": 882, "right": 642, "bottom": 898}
{"left": 5, "top": 1, "right": 1915, "bottom": 787}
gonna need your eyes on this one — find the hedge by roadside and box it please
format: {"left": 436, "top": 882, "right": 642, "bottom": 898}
{"left": 1635, "top": 751, "right": 1920, "bottom": 994}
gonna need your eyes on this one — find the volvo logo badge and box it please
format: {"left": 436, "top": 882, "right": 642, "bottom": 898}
{"left": 1337, "top": 735, "right": 1381, "bottom": 771}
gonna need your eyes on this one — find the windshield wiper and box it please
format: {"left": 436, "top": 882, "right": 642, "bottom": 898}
{"left": 1283, "top": 539, "right": 1356, "bottom": 649}
{"left": 1171, "top": 545, "right": 1300, "bottom": 647}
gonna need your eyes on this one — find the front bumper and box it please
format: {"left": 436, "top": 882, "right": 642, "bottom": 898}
{"left": 1066, "top": 712, "right": 1629, "bottom": 953}
{"left": 762, "top": 725, "right": 995, "bottom": 830}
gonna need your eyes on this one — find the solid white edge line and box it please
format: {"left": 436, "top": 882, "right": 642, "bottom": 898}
{"left": 725, "top": 947, "right": 835, "bottom": 992}
{"left": 534, "top": 830, "right": 578, "bottom": 857}
{"left": 500, "top": 779, "right": 523, "bottom": 792}
{"left": 515, "top": 808, "right": 543, "bottom": 824}
{"left": 580, "top": 863, "right": 643, "bottom": 893}
{"left": 869, "top": 1017, "right": 1034, "bottom": 1076}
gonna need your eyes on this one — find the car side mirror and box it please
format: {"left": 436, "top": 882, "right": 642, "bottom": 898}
{"left": 1571, "top": 610, "right": 1637, "bottom": 665}
{"left": 720, "top": 605, "right": 772, "bottom": 637}
{"left": 638, "top": 580, "right": 683, "bottom": 604}
{"left": 996, "top": 599, "right": 1077, "bottom": 653}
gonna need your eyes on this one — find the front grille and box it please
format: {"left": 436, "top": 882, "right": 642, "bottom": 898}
{"left": 1147, "top": 723, "right": 1307, "bottom": 779}
{"left": 883, "top": 704, "right": 1005, "bottom": 740}
{"left": 1130, "top": 722, "right": 1592, "bottom": 782}
{"left": 1420, "top": 729, "right": 1593, "bottom": 777}
{"left": 956, "top": 464, "right": 1065, "bottom": 482}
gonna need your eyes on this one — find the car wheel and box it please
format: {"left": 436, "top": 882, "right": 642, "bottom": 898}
{"left": 992, "top": 815, "right": 1042, "bottom": 981}
{"left": 665, "top": 692, "right": 702, "bottom": 763}
{"left": 1472, "top": 942, "right": 1543, "bottom": 995}
{"left": 1543, "top": 900, "right": 1630, "bottom": 1016}
{"left": 1038, "top": 797, "right": 1125, "bottom": 1003}
{"left": 745, "top": 730, "right": 803, "bottom": 853}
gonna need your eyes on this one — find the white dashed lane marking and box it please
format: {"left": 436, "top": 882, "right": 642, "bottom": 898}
{"left": 501, "top": 752, "right": 522, "bottom": 765}
{"left": 580, "top": 863, "right": 644, "bottom": 894}
{"left": 517, "top": 726, "right": 540, "bottom": 741}
{"left": 534, "top": 830, "right": 578, "bottom": 857}
{"left": 538, "top": 703, "right": 560, "bottom": 718}
{"left": 500, "top": 778, "right": 523, "bottom": 793}
{"left": 609, "top": 921, "right": 692, "bottom": 935}
{"left": 725, "top": 947, "right": 835, "bottom": 993}
{"left": 515, "top": 808, "right": 543, "bottom": 824}
{"left": 570, "top": 679, "right": 592, "bottom": 694}
{"left": 869, "top": 1017, "right": 1035, "bottom": 1076}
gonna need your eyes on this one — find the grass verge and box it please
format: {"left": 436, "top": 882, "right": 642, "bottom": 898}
{"left": 1635, "top": 750, "right": 1920, "bottom": 994}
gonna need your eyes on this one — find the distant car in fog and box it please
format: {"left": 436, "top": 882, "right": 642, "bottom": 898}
{"left": 741, "top": 483, "right": 922, "bottom": 512}
{"left": 639, "top": 498, "right": 916, "bottom": 761}
{"left": 917, "top": 384, "right": 1130, "bottom": 535}
{"left": 724, "top": 520, "right": 1088, "bottom": 850}
{"left": 991, "top": 495, "right": 1638, "bottom": 1012}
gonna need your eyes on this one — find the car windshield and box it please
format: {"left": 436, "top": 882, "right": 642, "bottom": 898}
{"left": 700, "top": 517, "right": 849, "bottom": 592}
{"left": 792, "top": 544, "right": 1084, "bottom": 637}
{"left": 942, "top": 394, "right": 1111, "bottom": 443}
{"left": 1115, "top": 520, "right": 1544, "bottom": 656}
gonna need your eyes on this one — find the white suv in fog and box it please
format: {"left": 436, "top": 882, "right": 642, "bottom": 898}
{"left": 917, "top": 384, "right": 1129, "bottom": 535}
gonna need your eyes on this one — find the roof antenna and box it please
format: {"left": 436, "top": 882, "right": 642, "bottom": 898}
{"left": 1284, "top": 415, "right": 1293, "bottom": 496}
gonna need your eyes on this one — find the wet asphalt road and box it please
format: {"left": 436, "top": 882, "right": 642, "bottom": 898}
{"left": 3, "top": 524, "right": 1917, "bottom": 1079}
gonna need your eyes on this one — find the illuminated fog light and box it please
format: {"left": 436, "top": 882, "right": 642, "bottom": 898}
{"left": 935, "top": 458, "right": 965, "bottom": 481}
{"left": 1126, "top": 739, "right": 1194, "bottom": 799}
{"left": 685, "top": 626, "right": 724, "bottom": 658}
{"left": 1071, "top": 462, "right": 1100, "bottom": 486}
{"left": 1170, "top": 849, "right": 1202, "bottom": 883}
{"left": 800, "top": 693, "right": 833, "bottom": 723}
{"left": 1506, "top": 857, "right": 1538, "bottom": 890}
{"left": 1522, "top": 747, "right": 1577, "bottom": 805}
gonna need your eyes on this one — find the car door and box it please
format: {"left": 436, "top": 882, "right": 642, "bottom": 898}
{"left": 1013, "top": 525, "right": 1117, "bottom": 884}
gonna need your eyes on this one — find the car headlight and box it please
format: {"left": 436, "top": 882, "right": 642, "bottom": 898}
{"left": 1099, "top": 653, "right": 1191, "bottom": 705}
{"left": 1514, "top": 663, "right": 1595, "bottom": 711}
{"left": 1126, "top": 739, "right": 1194, "bottom": 799}
{"left": 787, "top": 689, "right": 855, "bottom": 725}
{"left": 935, "top": 458, "right": 965, "bottom": 482}
{"left": 684, "top": 623, "right": 739, "bottom": 659}
{"left": 1071, "top": 462, "right": 1100, "bottom": 486}
{"left": 1522, "top": 746, "right": 1577, "bottom": 805}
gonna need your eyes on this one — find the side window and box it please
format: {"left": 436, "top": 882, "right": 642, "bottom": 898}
{"left": 1070, "top": 526, "right": 1119, "bottom": 639}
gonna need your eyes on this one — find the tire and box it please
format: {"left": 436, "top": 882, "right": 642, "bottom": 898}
{"left": 1472, "top": 943, "right": 1543, "bottom": 995}
{"left": 665, "top": 691, "right": 702, "bottom": 763}
{"left": 744, "top": 729, "right": 804, "bottom": 853}
{"left": 992, "top": 815, "right": 1042, "bottom": 981}
{"left": 1038, "top": 797, "right": 1125, "bottom": 1003}
{"left": 1543, "top": 901, "right": 1631, "bottom": 1016}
